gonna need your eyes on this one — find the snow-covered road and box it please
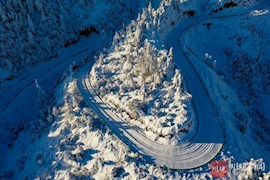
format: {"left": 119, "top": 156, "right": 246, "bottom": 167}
{"left": 78, "top": 60, "right": 222, "bottom": 169}
{"left": 1, "top": 1, "right": 268, "bottom": 171}
{"left": 78, "top": 2, "right": 270, "bottom": 169}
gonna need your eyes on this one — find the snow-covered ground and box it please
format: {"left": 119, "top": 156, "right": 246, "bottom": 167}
{"left": 0, "top": 34, "right": 103, "bottom": 160}
{"left": 89, "top": 5, "right": 199, "bottom": 146}
{"left": 1, "top": 0, "right": 270, "bottom": 179}
{"left": 2, "top": 69, "right": 268, "bottom": 179}
{"left": 87, "top": 0, "right": 265, "bottom": 151}
{"left": 0, "top": 72, "right": 162, "bottom": 179}
{"left": 180, "top": 5, "right": 270, "bottom": 148}
{"left": 90, "top": 23, "right": 195, "bottom": 145}
{"left": 0, "top": 0, "right": 138, "bottom": 81}
{"left": 180, "top": 1, "right": 270, "bottom": 172}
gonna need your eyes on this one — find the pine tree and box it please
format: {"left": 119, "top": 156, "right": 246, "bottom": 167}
{"left": 35, "top": 79, "right": 48, "bottom": 118}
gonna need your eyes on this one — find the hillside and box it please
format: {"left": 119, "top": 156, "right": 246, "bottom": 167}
{"left": 1, "top": 0, "right": 270, "bottom": 179}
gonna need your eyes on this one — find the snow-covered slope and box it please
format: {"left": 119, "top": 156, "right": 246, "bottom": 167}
{"left": 2, "top": 70, "right": 268, "bottom": 179}
{"left": 90, "top": 5, "right": 196, "bottom": 145}
{"left": 1, "top": 0, "right": 270, "bottom": 178}
{"left": 181, "top": 7, "right": 270, "bottom": 151}
{"left": 87, "top": 0, "right": 263, "bottom": 146}
{"left": 0, "top": 0, "right": 137, "bottom": 81}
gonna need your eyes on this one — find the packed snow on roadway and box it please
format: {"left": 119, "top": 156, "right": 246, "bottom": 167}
{"left": 90, "top": 6, "right": 196, "bottom": 146}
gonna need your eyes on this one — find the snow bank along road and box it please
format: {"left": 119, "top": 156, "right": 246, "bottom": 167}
{"left": 78, "top": 2, "right": 270, "bottom": 169}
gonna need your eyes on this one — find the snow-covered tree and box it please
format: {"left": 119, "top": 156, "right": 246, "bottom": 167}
{"left": 0, "top": 0, "right": 139, "bottom": 77}
{"left": 35, "top": 79, "right": 48, "bottom": 118}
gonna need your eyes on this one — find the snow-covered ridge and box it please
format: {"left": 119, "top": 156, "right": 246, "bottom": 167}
{"left": 87, "top": 0, "right": 261, "bottom": 146}
{"left": 90, "top": 5, "right": 196, "bottom": 145}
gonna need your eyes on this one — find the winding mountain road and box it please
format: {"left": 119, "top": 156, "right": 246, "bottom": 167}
{"left": 78, "top": 2, "right": 270, "bottom": 169}
{"left": 0, "top": 1, "right": 267, "bottom": 170}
